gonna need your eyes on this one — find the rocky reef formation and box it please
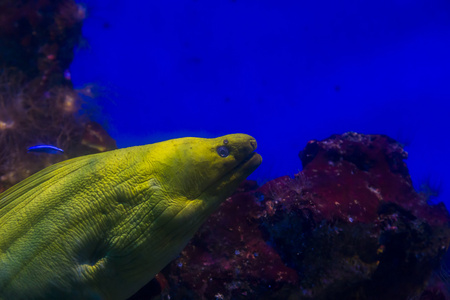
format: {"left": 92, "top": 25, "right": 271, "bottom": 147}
{"left": 132, "top": 132, "right": 450, "bottom": 300}
{"left": 0, "top": 0, "right": 116, "bottom": 193}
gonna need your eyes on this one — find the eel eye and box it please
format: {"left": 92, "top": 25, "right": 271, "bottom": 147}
{"left": 217, "top": 146, "right": 230, "bottom": 158}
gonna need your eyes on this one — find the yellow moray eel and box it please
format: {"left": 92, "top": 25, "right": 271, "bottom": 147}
{"left": 0, "top": 134, "right": 261, "bottom": 300}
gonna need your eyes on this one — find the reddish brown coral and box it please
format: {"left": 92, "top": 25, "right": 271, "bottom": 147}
{"left": 0, "top": 0, "right": 85, "bottom": 85}
{"left": 298, "top": 132, "right": 448, "bottom": 226}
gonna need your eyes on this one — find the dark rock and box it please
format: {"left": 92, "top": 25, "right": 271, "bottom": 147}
{"left": 0, "top": 1, "right": 116, "bottom": 193}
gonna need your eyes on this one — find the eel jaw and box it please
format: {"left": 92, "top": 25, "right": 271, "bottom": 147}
{"left": 200, "top": 150, "right": 262, "bottom": 204}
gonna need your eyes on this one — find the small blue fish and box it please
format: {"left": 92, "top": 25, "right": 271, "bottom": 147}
{"left": 27, "top": 145, "right": 64, "bottom": 154}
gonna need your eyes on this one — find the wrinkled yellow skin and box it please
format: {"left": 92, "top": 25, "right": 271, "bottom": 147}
{"left": 0, "top": 134, "right": 261, "bottom": 300}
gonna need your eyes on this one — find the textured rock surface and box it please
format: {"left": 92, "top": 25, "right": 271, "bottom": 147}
{"left": 0, "top": 1, "right": 116, "bottom": 193}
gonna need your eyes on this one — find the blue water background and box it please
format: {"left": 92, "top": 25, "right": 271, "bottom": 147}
{"left": 71, "top": 0, "right": 450, "bottom": 208}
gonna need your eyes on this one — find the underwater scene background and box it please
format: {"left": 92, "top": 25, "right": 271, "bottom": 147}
{"left": 70, "top": 0, "right": 450, "bottom": 207}
{"left": 1, "top": 0, "right": 450, "bottom": 299}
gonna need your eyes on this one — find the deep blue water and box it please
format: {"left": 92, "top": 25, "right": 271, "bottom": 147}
{"left": 71, "top": 0, "right": 450, "bottom": 208}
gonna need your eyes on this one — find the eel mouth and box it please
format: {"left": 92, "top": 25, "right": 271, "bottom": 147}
{"left": 201, "top": 150, "right": 262, "bottom": 198}
{"left": 238, "top": 151, "right": 262, "bottom": 170}
{"left": 224, "top": 150, "right": 262, "bottom": 182}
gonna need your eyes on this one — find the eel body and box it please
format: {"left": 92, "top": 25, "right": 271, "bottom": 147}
{"left": 0, "top": 134, "right": 261, "bottom": 299}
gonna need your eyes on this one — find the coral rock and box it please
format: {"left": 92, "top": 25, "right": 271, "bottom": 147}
{"left": 0, "top": 1, "right": 115, "bottom": 193}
